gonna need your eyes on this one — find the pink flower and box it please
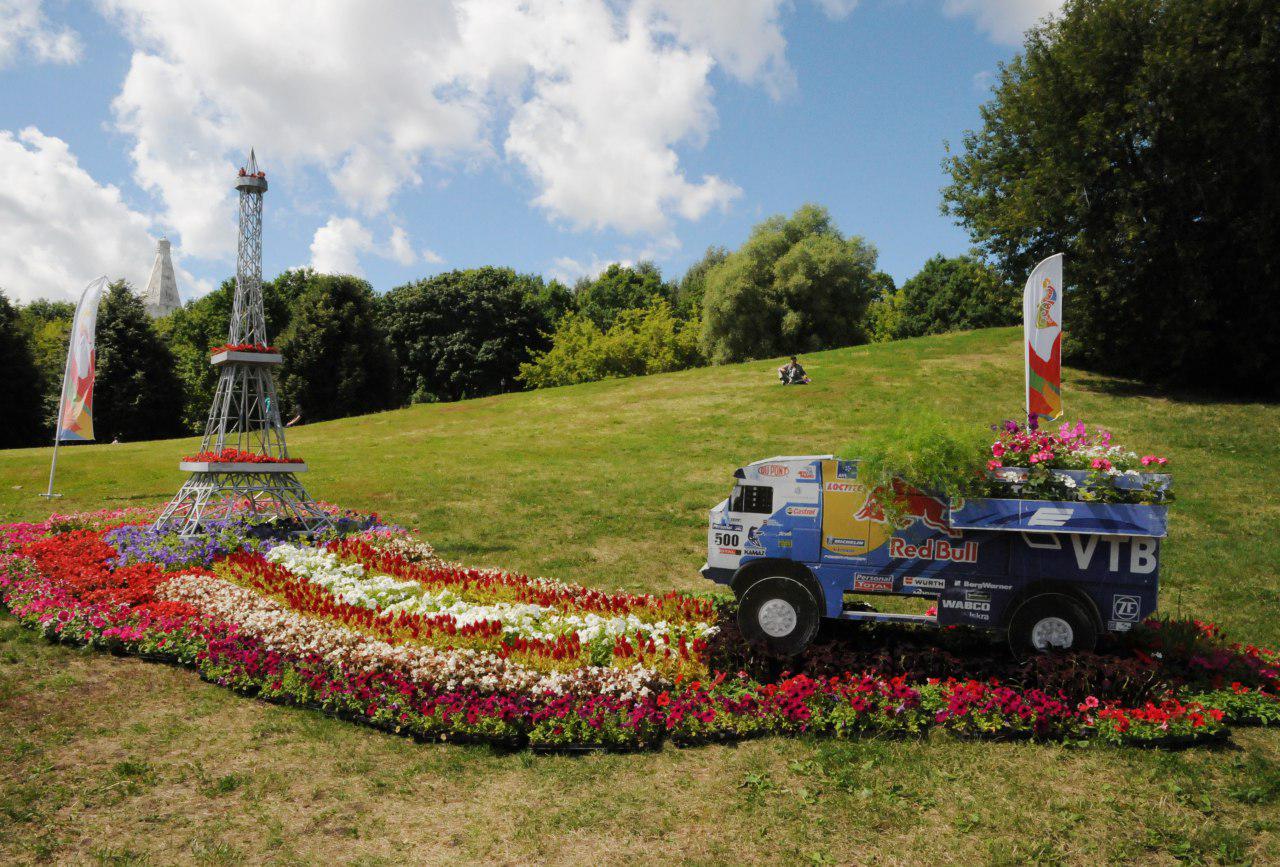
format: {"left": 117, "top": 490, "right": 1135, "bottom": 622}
{"left": 987, "top": 459, "right": 1002, "bottom": 470}
{"left": 1091, "top": 458, "right": 1112, "bottom": 471}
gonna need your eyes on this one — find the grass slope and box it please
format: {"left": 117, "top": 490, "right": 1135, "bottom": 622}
{"left": 2, "top": 327, "right": 1279, "bottom": 864}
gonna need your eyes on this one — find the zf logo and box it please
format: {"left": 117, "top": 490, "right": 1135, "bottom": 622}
{"left": 1112, "top": 595, "right": 1141, "bottom": 622}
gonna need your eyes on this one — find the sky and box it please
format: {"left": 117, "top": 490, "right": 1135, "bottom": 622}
{"left": 0, "top": 0, "right": 1063, "bottom": 305}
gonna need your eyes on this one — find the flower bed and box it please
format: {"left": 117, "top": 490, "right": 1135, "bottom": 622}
{"left": 2, "top": 508, "right": 1277, "bottom": 751}
{"left": 181, "top": 448, "right": 303, "bottom": 464}
{"left": 209, "top": 342, "right": 278, "bottom": 355}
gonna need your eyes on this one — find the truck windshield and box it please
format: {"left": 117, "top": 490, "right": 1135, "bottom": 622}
{"left": 730, "top": 484, "right": 774, "bottom": 514}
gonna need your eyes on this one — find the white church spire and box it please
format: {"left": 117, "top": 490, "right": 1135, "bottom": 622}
{"left": 140, "top": 236, "right": 181, "bottom": 318}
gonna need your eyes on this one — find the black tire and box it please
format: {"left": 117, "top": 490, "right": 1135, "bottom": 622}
{"left": 737, "top": 576, "right": 821, "bottom": 657}
{"left": 1007, "top": 593, "right": 1098, "bottom": 655}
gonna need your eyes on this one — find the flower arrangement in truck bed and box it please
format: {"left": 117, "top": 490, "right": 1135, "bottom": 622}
{"left": 182, "top": 448, "right": 303, "bottom": 464}
{"left": 850, "top": 411, "right": 1172, "bottom": 520}
{"left": 983, "top": 418, "right": 1171, "bottom": 505}
{"left": 4, "top": 505, "right": 1277, "bottom": 751}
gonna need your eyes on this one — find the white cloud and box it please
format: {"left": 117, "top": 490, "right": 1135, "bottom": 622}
{"left": 813, "top": 0, "right": 860, "bottom": 20}
{"left": 0, "top": 0, "right": 82, "bottom": 67}
{"left": 942, "top": 0, "right": 1063, "bottom": 45}
{"left": 0, "top": 127, "right": 157, "bottom": 303}
{"left": 308, "top": 216, "right": 374, "bottom": 276}
{"left": 421, "top": 248, "right": 444, "bottom": 266}
{"left": 386, "top": 226, "right": 417, "bottom": 266}
{"left": 99, "top": 0, "right": 794, "bottom": 261}
{"left": 549, "top": 254, "right": 630, "bottom": 285}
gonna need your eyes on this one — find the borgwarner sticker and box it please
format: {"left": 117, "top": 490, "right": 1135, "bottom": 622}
{"left": 902, "top": 576, "right": 945, "bottom": 591}
{"left": 786, "top": 506, "right": 819, "bottom": 517}
{"left": 854, "top": 575, "right": 894, "bottom": 593}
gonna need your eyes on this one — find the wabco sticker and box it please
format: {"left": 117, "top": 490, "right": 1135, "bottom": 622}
{"left": 941, "top": 598, "right": 991, "bottom": 618}
{"left": 786, "top": 506, "right": 819, "bottom": 517}
{"left": 854, "top": 575, "right": 894, "bottom": 593}
{"left": 902, "top": 576, "right": 945, "bottom": 591}
{"left": 1111, "top": 594, "right": 1141, "bottom": 622}
{"left": 758, "top": 464, "right": 789, "bottom": 477}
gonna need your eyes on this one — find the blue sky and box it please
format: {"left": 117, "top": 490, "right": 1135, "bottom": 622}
{"left": 0, "top": 1, "right": 1059, "bottom": 304}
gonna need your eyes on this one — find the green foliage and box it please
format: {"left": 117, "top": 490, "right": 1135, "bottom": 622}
{"left": 16, "top": 298, "right": 73, "bottom": 434}
{"left": 844, "top": 411, "right": 991, "bottom": 520}
{"left": 943, "top": 0, "right": 1280, "bottom": 395}
{"left": 573, "top": 262, "right": 671, "bottom": 330}
{"left": 701, "top": 204, "right": 881, "bottom": 363}
{"left": 93, "top": 281, "right": 185, "bottom": 442}
{"left": 869, "top": 255, "right": 1016, "bottom": 342}
{"left": 672, "top": 246, "right": 728, "bottom": 318}
{"left": 379, "top": 267, "right": 560, "bottom": 402}
{"left": 157, "top": 270, "right": 311, "bottom": 432}
{"left": 278, "top": 274, "right": 399, "bottom": 423}
{"left": 518, "top": 301, "right": 704, "bottom": 389}
{"left": 0, "top": 291, "right": 45, "bottom": 448}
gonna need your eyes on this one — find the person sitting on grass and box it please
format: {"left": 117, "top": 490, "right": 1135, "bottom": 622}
{"left": 777, "top": 356, "right": 811, "bottom": 385}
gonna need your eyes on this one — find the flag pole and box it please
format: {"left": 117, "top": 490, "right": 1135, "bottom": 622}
{"left": 40, "top": 317, "right": 75, "bottom": 499}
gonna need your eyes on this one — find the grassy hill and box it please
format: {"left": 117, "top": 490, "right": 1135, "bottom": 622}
{"left": 2, "top": 327, "right": 1279, "bottom": 863}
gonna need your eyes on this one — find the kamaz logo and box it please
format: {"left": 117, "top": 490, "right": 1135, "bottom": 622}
{"left": 1028, "top": 507, "right": 1074, "bottom": 527}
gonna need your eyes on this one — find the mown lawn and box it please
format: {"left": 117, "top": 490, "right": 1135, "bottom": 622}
{"left": 1, "top": 327, "right": 1278, "bottom": 864}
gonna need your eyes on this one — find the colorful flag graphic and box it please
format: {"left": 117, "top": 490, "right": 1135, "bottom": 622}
{"left": 1023, "top": 254, "right": 1063, "bottom": 422}
{"left": 56, "top": 277, "right": 108, "bottom": 442}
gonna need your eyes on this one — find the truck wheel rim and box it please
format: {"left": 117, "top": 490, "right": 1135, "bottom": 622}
{"left": 1030, "top": 616, "right": 1074, "bottom": 649}
{"left": 758, "top": 598, "right": 798, "bottom": 637}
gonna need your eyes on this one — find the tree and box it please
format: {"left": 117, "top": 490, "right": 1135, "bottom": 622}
{"left": 0, "top": 291, "right": 46, "bottom": 448}
{"left": 701, "top": 204, "right": 882, "bottom": 363}
{"left": 93, "top": 281, "right": 185, "bottom": 442}
{"left": 672, "top": 246, "right": 728, "bottom": 318}
{"left": 278, "top": 274, "right": 399, "bottom": 422}
{"left": 518, "top": 301, "right": 704, "bottom": 388}
{"left": 158, "top": 269, "right": 314, "bottom": 432}
{"left": 574, "top": 262, "right": 671, "bottom": 329}
{"left": 17, "top": 298, "right": 74, "bottom": 431}
{"left": 871, "top": 255, "right": 1016, "bottom": 341}
{"left": 942, "top": 0, "right": 1280, "bottom": 394}
{"left": 379, "top": 267, "right": 559, "bottom": 402}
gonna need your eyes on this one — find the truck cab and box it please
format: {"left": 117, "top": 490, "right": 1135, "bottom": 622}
{"left": 701, "top": 456, "right": 1165, "bottom": 656}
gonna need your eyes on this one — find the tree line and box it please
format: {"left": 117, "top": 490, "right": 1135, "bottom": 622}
{"left": 0, "top": 202, "right": 1014, "bottom": 448}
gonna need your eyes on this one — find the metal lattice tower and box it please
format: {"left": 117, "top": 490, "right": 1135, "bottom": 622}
{"left": 153, "top": 150, "right": 333, "bottom": 537}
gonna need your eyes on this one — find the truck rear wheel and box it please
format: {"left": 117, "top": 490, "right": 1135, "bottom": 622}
{"left": 1008, "top": 593, "right": 1097, "bottom": 655}
{"left": 737, "top": 576, "right": 820, "bottom": 657}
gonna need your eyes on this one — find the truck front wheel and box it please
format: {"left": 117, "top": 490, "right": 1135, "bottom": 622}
{"left": 1007, "top": 593, "right": 1098, "bottom": 655}
{"left": 737, "top": 576, "right": 820, "bottom": 657}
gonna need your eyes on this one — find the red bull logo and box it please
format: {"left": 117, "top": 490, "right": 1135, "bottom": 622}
{"left": 888, "top": 537, "right": 978, "bottom": 564}
{"left": 854, "top": 484, "right": 962, "bottom": 538}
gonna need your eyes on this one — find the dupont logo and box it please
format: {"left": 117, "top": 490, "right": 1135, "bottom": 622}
{"left": 1028, "top": 506, "right": 1074, "bottom": 527}
{"left": 758, "top": 464, "right": 789, "bottom": 477}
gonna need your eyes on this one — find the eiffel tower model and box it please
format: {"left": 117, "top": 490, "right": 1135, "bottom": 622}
{"left": 153, "top": 150, "right": 333, "bottom": 537}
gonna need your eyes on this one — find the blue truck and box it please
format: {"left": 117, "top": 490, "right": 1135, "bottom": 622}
{"left": 700, "top": 456, "right": 1170, "bottom": 655}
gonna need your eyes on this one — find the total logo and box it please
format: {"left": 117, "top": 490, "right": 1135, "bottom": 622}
{"left": 854, "top": 575, "right": 894, "bottom": 593}
{"left": 888, "top": 537, "right": 978, "bottom": 564}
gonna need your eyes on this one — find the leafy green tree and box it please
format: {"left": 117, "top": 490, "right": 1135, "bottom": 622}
{"left": 17, "top": 298, "right": 74, "bottom": 431}
{"left": 380, "top": 267, "right": 558, "bottom": 402}
{"left": 943, "top": 0, "right": 1280, "bottom": 393}
{"left": 278, "top": 274, "right": 399, "bottom": 422}
{"left": 871, "top": 255, "right": 1016, "bottom": 341}
{"left": 574, "top": 262, "right": 671, "bottom": 329}
{"left": 93, "top": 281, "right": 185, "bottom": 442}
{"left": 0, "top": 291, "right": 46, "bottom": 448}
{"left": 158, "top": 269, "right": 314, "bottom": 432}
{"left": 672, "top": 247, "right": 728, "bottom": 318}
{"left": 518, "top": 301, "right": 704, "bottom": 388}
{"left": 701, "top": 204, "right": 881, "bottom": 363}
